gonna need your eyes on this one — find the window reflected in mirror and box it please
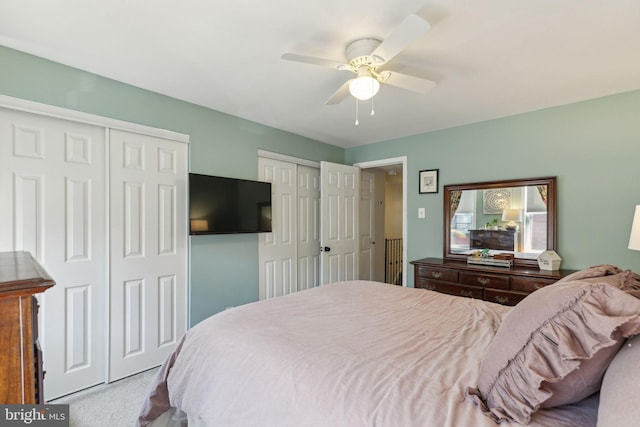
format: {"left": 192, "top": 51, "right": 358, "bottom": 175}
{"left": 444, "top": 177, "right": 556, "bottom": 267}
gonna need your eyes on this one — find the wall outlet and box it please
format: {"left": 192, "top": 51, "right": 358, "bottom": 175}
{"left": 418, "top": 208, "right": 426, "bottom": 219}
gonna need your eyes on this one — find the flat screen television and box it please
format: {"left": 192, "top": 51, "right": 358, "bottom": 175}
{"left": 189, "top": 173, "right": 272, "bottom": 235}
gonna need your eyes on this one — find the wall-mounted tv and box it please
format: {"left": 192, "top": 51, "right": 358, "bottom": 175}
{"left": 189, "top": 173, "right": 272, "bottom": 235}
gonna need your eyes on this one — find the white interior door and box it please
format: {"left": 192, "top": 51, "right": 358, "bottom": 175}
{"left": 320, "top": 161, "right": 360, "bottom": 285}
{"left": 359, "top": 170, "right": 375, "bottom": 281}
{"left": 109, "top": 130, "right": 187, "bottom": 381}
{"left": 258, "top": 157, "right": 297, "bottom": 299}
{"left": 296, "top": 165, "right": 320, "bottom": 291}
{"left": 0, "top": 108, "right": 106, "bottom": 399}
{"left": 258, "top": 157, "right": 321, "bottom": 298}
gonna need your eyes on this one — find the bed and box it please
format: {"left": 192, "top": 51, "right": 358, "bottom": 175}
{"left": 138, "top": 266, "right": 640, "bottom": 427}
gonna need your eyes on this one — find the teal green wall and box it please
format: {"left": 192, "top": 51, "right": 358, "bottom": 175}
{"left": 0, "top": 46, "right": 344, "bottom": 325}
{"left": 346, "top": 89, "right": 640, "bottom": 282}
{"left": 4, "top": 45, "right": 640, "bottom": 321}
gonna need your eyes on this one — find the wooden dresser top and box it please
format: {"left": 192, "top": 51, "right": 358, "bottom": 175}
{"left": 410, "top": 257, "right": 578, "bottom": 280}
{"left": 0, "top": 251, "right": 55, "bottom": 296}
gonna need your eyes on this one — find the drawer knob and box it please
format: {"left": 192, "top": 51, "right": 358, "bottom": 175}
{"left": 426, "top": 285, "right": 436, "bottom": 291}
{"left": 477, "top": 277, "right": 490, "bottom": 285}
{"left": 460, "top": 290, "right": 474, "bottom": 297}
{"left": 533, "top": 283, "right": 545, "bottom": 290}
{"left": 431, "top": 272, "right": 443, "bottom": 279}
{"left": 495, "top": 296, "right": 510, "bottom": 304}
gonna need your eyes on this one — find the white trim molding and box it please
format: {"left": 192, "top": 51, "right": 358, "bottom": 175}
{"left": 0, "top": 94, "right": 189, "bottom": 143}
{"left": 257, "top": 149, "right": 320, "bottom": 168}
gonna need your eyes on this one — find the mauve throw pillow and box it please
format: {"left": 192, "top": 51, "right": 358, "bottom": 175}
{"left": 466, "top": 281, "right": 640, "bottom": 425}
{"left": 556, "top": 264, "right": 640, "bottom": 299}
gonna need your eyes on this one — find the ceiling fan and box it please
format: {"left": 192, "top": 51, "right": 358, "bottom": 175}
{"left": 281, "top": 14, "right": 436, "bottom": 106}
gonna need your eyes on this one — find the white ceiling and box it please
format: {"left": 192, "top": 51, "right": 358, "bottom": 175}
{"left": 1, "top": 1, "right": 639, "bottom": 148}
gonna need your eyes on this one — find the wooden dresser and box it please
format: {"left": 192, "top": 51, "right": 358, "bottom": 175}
{"left": 0, "top": 251, "right": 55, "bottom": 404}
{"left": 411, "top": 257, "right": 578, "bottom": 306}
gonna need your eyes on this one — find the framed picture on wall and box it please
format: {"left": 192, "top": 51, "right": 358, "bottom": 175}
{"left": 419, "top": 169, "right": 439, "bottom": 194}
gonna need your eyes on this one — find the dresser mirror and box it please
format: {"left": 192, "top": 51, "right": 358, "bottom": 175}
{"left": 443, "top": 176, "right": 557, "bottom": 267}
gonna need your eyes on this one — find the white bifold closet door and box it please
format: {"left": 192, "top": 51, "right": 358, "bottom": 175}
{"left": 258, "top": 157, "right": 320, "bottom": 300}
{"left": 0, "top": 106, "right": 187, "bottom": 399}
{"left": 109, "top": 130, "right": 187, "bottom": 381}
{"left": 0, "top": 108, "right": 107, "bottom": 399}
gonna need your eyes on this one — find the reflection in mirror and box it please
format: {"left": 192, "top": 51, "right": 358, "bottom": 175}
{"left": 444, "top": 177, "right": 556, "bottom": 267}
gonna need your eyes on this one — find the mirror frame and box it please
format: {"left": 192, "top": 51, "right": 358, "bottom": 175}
{"left": 443, "top": 176, "right": 557, "bottom": 267}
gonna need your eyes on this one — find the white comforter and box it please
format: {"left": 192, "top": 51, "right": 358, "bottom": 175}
{"left": 138, "top": 280, "right": 597, "bottom": 427}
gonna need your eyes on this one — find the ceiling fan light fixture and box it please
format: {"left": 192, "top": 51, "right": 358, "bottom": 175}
{"left": 348, "top": 68, "right": 380, "bottom": 101}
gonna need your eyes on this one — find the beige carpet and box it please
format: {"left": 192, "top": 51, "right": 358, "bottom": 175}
{"left": 50, "top": 367, "right": 159, "bottom": 427}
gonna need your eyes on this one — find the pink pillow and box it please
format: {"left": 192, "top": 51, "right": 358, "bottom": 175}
{"left": 466, "top": 281, "right": 640, "bottom": 424}
{"left": 557, "top": 264, "right": 640, "bottom": 299}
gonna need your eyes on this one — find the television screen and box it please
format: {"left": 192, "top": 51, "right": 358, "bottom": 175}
{"left": 189, "top": 173, "right": 272, "bottom": 235}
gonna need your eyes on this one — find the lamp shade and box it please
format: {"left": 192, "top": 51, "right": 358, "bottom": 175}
{"left": 502, "top": 208, "right": 523, "bottom": 222}
{"left": 629, "top": 205, "right": 640, "bottom": 251}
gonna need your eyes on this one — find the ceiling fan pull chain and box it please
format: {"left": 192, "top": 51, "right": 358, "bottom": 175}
{"left": 370, "top": 78, "right": 376, "bottom": 116}
{"left": 355, "top": 99, "right": 360, "bottom": 126}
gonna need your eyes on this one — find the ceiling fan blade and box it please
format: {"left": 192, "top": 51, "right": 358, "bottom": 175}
{"left": 371, "top": 14, "right": 431, "bottom": 65}
{"left": 326, "top": 80, "right": 352, "bottom": 105}
{"left": 281, "top": 52, "right": 347, "bottom": 70}
{"left": 382, "top": 71, "right": 436, "bottom": 94}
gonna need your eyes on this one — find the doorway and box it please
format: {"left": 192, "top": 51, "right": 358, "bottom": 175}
{"left": 355, "top": 157, "right": 407, "bottom": 286}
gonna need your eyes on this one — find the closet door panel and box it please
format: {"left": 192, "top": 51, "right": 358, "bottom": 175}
{"left": 258, "top": 157, "right": 297, "bottom": 300}
{"left": 297, "top": 165, "right": 320, "bottom": 291}
{"left": 109, "top": 130, "right": 187, "bottom": 381}
{"left": 0, "top": 108, "right": 106, "bottom": 400}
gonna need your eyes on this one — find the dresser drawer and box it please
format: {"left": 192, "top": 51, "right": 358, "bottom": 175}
{"left": 415, "top": 277, "right": 440, "bottom": 291}
{"left": 484, "top": 288, "right": 529, "bottom": 306}
{"left": 416, "top": 278, "right": 468, "bottom": 294}
{"left": 416, "top": 266, "right": 458, "bottom": 282}
{"left": 459, "top": 272, "right": 510, "bottom": 289}
{"left": 511, "top": 276, "right": 558, "bottom": 292}
{"left": 422, "top": 282, "right": 483, "bottom": 299}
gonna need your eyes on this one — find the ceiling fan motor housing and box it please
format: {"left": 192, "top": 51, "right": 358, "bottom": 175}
{"left": 346, "top": 38, "right": 383, "bottom": 66}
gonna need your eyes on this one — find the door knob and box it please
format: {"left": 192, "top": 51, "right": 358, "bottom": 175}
{"left": 322, "top": 246, "right": 331, "bottom": 252}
